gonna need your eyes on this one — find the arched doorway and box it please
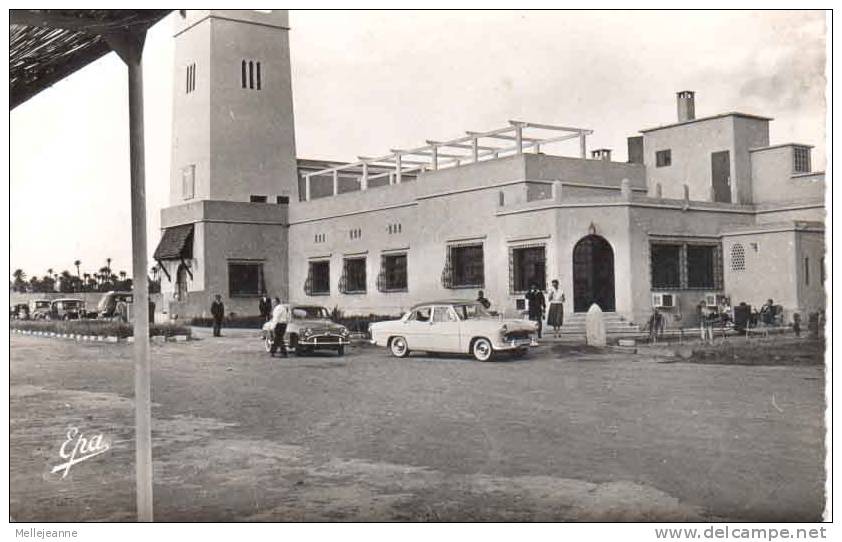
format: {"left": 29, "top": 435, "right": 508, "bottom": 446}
{"left": 572, "top": 235, "right": 615, "bottom": 312}
{"left": 175, "top": 263, "right": 189, "bottom": 302}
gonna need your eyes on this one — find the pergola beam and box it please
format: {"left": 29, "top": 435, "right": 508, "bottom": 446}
{"left": 300, "top": 120, "right": 592, "bottom": 199}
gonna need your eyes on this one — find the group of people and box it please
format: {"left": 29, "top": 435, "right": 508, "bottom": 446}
{"left": 476, "top": 279, "right": 566, "bottom": 339}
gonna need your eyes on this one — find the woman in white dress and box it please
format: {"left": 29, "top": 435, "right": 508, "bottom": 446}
{"left": 547, "top": 279, "right": 565, "bottom": 337}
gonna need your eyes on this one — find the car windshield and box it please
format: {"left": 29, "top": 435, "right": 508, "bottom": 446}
{"left": 34, "top": 301, "right": 50, "bottom": 308}
{"left": 452, "top": 303, "right": 492, "bottom": 320}
{"left": 292, "top": 306, "right": 329, "bottom": 319}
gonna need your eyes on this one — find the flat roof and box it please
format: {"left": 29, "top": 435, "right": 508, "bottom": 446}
{"left": 639, "top": 112, "right": 773, "bottom": 134}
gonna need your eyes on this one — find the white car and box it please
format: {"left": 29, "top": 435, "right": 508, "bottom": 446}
{"left": 368, "top": 299, "right": 538, "bottom": 362}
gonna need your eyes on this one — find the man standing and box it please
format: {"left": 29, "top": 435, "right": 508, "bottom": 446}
{"left": 476, "top": 290, "right": 491, "bottom": 309}
{"left": 269, "top": 301, "right": 291, "bottom": 357}
{"left": 259, "top": 294, "right": 272, "bottom": 322}
{"left": 210, "top": 294, "right": 224, "bottom": 337}
{"left": 525, "top": 283, "right": 546, "bottom": 339}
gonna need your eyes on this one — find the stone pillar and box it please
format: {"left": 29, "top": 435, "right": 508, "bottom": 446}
{"left": 552, "top": 180, "right": 563, "bottom": 202}
{"left": 620, "top": 178, "right": 631, "bottom": 200}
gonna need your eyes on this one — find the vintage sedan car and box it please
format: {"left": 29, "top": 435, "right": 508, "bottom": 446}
{"left": 11, "top": 303, "right": 30, "bottom": 320}
{"left": 369, "top": 299, "right": 538, "bottom": 361}
{"left": 261, "top": 304, "right": 351, "bottom": 356}
{"left": 50, "top": 298, "right": 86, "bottom": 320}
{"left": 29, "top": 299, "right": 53, "bottom": 320}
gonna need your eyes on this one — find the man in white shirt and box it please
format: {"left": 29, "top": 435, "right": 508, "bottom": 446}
{"left": 269, "top": 302, "right": 291, "bottom": 357}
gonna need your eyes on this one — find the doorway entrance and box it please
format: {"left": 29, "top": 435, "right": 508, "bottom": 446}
{"left": 711, "top": 150, "right": 732, "bottom": 203}
{"left": 572, "top": 235, "right": 615, "bottom": 312}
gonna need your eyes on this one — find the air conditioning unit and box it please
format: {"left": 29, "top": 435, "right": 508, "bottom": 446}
{"left": 652, "top": 293, "right": 675, "bottom": 308}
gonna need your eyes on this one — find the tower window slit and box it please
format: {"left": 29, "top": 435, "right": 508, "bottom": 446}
{"left": 249, "top": 61, "right": 254, "bottom": 89}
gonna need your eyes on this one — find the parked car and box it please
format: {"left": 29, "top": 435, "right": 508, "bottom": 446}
{"left": 97, "top": 291, "right": 133, "bottom": 319}
{"left": 261, "top": 304, "right": 350, "bottom": 356}
{"left": 29, "top": 299, "right": 53, "bottom": 320}
{"left": 11, "top": 303, "right": 30, "bottom": 320}
{"left": 369, "top": 299, "right": 538, "bottom": 361}
{"left": 50, "top": 298, "right": 86, "bottom": 320}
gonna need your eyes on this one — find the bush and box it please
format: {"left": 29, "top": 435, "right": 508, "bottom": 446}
{"left": 10, "top": 319, "right": 191, "bottom": 339}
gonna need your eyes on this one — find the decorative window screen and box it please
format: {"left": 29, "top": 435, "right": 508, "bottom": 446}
{"left": 730, "top": 243, "right": 746, "bottom": 272}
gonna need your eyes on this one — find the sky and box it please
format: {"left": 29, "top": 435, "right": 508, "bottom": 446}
{"left": 9, "top": 10, "right": 827, "bottom": 280}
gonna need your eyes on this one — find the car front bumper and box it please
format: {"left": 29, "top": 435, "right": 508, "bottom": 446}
{"left": 493, "top": 337, "right": 534, "bottom": 350}
{"left": 298, "top": 335, "right": 350, "bottom": 347}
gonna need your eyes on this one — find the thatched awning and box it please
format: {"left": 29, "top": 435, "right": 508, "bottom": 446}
{"left": 10, "top": 9, "right": 170, "bottom": 109}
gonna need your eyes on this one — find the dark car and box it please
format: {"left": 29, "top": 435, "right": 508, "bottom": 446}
{"left": 11, "top": 303, "right": 30, "bottom": 320}
{"left": 261, "top": 304, "right": 350, "bottom": 356}
{"left": 50, "top": 298, "right": 86, "bottom": 320}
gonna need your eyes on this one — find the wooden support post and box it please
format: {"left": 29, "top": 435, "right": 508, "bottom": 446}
{"left": 431, "top": 146, "right": 438, "bottom": 170}
{"left": 361, "top": 162, "right": 368, "bottom": 190}
{"left": 106, "top": 29, "right": 153, "bottom": 523}
{"left": 395, "top": 153, "right": 402, "bottom": 184}
{"left": 472, "top": 137, "right": 479, "bottom": 162}
{"left": 579, "top": 131, "right": 587, "bottom": 158}
{"left": 332, "top": 170, "right": 339, "bottom": 195}
{"left": 305, "top": 174, "right": 312, "bottom": 201}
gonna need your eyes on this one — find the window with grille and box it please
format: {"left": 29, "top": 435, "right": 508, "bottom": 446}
{"left": 650, "top": 244, "right": 682, "bottom": 288}
{"left": 305, "top": 261, "right": 330, "bottom": 295}
{"left": 687, "top": 245, "right": 716, "bottom": 288}
{"left": 185, "top": 63, "right": 196, "bottom": 93}
{"left": 442, "top": 244, "right": 484, "bottom": 289}
{"left": 378, "top": 253, "right": 408, "bottom": 292}
{"left": 228, "top": 262, "right": 265, "bottom": 296}
{"left": 656, "top": 149, "right": 672, "bottom": 167}
{"left": 249, "top": 195, "right": 267, "bottom": 203}
{"left": 340, "top": 257, "right": 366, "bottom": 294}
{"left": 793, "top": 146, "right": 811, "bottom": 173}
{"left": 650, "top": 242, "right": 722, "bottom": 290}
{"left": 730, "top": 243, "right": 746, "bottom": 271}
{"left": 241, "top": 60, "right": 262, "bottom": 90}
{"left": 510, "top": 245, "right": 546, "bottom": 293}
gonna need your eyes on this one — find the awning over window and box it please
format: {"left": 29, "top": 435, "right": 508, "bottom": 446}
{"left": 153, "top": 224, "right": 194, "bottom": 260}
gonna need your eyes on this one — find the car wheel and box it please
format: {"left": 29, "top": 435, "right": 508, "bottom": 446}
{"left": 472, "top": 337, "right": 494, "bottom": 362}
{"left": 337, "top": 345, "right": 345, "bottom": 356}
{"left": 390, "top": 336, "right": 409, "bottom": 358}
{"left": 264, "top": 333, "right": 273, "bottom": 353}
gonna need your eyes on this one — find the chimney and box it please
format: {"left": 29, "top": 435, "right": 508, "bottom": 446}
{"left": 677, "top": 90, "right": 695, "bottom": 122}
{"left": 591, "top": 148, "right": 612, "bottom": 161}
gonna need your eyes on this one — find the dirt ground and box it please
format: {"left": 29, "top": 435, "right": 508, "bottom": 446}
{"left": 9, "top": 331, "right": 826, "bottom": 522}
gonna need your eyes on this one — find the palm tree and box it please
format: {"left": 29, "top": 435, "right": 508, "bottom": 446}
{"left": 73, "top": 260, "right": 81, "bottom": 290}
{"left": 59, "top": 270, "right": 73, "bottom": 293}
{"left": 83, "top": 273, "right": 91, "bottom": 292}
{"left": 106, "top": 257, "right": 112, "bottom": 277}
{"left": 12, "top": 269, "right": 26, "bottom": 292}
